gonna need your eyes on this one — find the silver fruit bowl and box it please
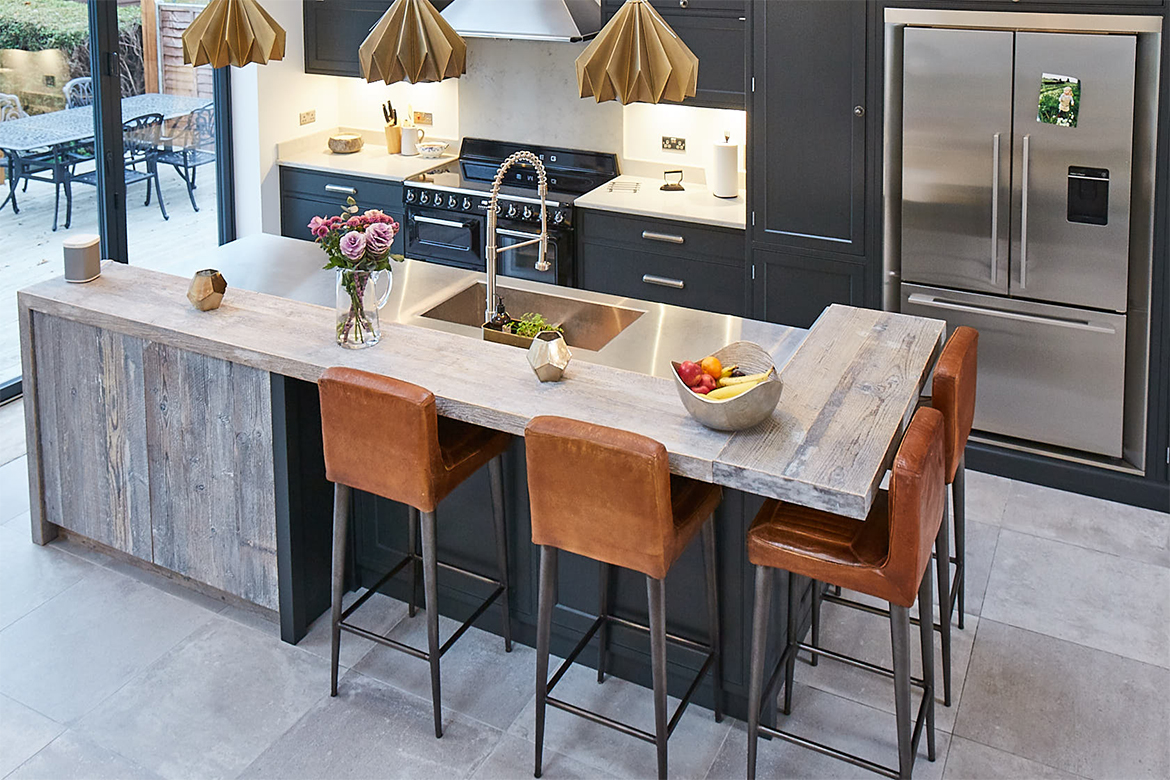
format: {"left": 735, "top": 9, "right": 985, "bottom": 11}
{"left": 671, "top": 341, "right": 782, "bottom": 431}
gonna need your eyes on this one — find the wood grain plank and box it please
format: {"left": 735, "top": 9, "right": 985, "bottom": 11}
{"left": 21, "top": 302, "right": 57, "bottom": 545}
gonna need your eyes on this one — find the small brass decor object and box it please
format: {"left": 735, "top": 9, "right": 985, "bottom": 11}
{"left": 527, "top": 331, "right": 572, "bottom": 383}
{"left": 187, "top": 269, "right": 227, "bottom": 311}
{"left": 660, "top": 169, "right": 684, "bottom": 191}
{"left": 328, "top": 134, "right": 364, "bottom": 154}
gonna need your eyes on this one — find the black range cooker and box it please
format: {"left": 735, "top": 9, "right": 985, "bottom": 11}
{"left": 403, "top": 138, "right": 619, "bottom": 287}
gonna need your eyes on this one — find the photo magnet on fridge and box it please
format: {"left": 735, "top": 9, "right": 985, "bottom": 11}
{"left": 1038, "top": 73, "right": 1080, "bottom": 128}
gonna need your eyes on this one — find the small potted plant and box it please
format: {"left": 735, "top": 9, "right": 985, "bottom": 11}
{"left": 308, "top": 197, "right": 402, "bottom": 348}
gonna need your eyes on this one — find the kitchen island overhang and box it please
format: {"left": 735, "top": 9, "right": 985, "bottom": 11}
{"left": 17, "top": 235, "right": 944, "bottom": 721}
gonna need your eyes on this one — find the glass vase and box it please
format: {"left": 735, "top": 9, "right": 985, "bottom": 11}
{"left": 335, "top": 268, "right": 392, "bottom": 348}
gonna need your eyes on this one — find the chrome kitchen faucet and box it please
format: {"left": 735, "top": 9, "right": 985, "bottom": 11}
{"left": 485, "top": 151, "right": 550, "bottom": 324}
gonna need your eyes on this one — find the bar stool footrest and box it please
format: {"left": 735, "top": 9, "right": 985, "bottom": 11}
{"left": 823, "top": 589, "right": 963, "bottom": 634}
{"left": 545, "top": 612, "right": 717, "bottom": 741}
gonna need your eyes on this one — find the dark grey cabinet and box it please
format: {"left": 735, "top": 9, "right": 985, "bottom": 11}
{"left": 749, "top": 0, "right": 867, "bottom": 254}
{"left": 279, "top": 166, "right": 405, "bottom": 256}
{"left": 577, "top": 209, "right": 747, "bottom": 316}
{"left": 602, "top": 1, "right": 746, "bottom": 110}
{"left": 303, "top": 1, "right": 451, "bottom": 77}
{"left": 751, "top": 246, "right": 866, "bottom": 330}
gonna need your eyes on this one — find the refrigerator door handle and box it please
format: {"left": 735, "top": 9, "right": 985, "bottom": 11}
{"left": 1020, "top": 134, "right": 1030, "bottom": 289}
{"left": 905, "top": 293, "right": 1118, "bottom": 334}
{"left": 991, "top": 133, "right": 1000, "bottom": 283}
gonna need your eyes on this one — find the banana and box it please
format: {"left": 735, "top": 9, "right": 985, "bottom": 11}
{"left": 706, "top": 379, "right": 762, "bottom": 400}
{"left": 716, "top": 370, "right": 771, "bottom": 388}
{"left": 719, "top": 364, "right": 738, "bottom": 379}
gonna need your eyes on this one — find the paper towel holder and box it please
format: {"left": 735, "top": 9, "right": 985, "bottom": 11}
{"left": 661, "top": 169, "right": 684, "bottom": 191}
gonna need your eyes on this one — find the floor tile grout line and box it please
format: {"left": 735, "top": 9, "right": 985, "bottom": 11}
{"left": 700, "top": 723, "right": 734, "bottom": 780}
{"left": 945, "top": 732, "right": 1096, "bottom": 780}
{"left": 970, "top": 614, "right": 1170, "bottom": 675}
{"left": 994, "top": 520, "right": 1170, "bottom": 570}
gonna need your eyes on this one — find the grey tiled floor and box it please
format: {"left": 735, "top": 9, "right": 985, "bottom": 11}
{"left": 0, "top": 407, "right": 1167, "bottom": 779}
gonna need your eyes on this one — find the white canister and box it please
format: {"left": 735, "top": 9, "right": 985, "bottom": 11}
{"left": 62, "top": 234, "right": 102, "bottom": 283}
{"left": 708, "top": 136, "right": 739, "bottom": 199}
{"left": 401, "top": 126, "right": 426, "bottom": 156}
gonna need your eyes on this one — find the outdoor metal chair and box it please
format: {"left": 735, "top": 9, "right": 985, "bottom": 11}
{"left": 63, "top": 77, "right": 94, "bottom": 109}
{"left": 158, "top": 104, "right": 216, "bottom": 211}
{"left": 69, "top": 113, "right": 169, "bottom": 225}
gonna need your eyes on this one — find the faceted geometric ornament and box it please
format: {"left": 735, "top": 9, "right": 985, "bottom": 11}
{"left": 576, "top": 0, "right": 698, "bottom": 105}
{"left": 182, "top": 0, "right": 286, "bottom": 68}
{"left": 359, "top": 0, "right": 467, "bottom": 85}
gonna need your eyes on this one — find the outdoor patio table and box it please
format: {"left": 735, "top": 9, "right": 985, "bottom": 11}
{"left": 0, "top": 93, "right": 211, "bottom": 227}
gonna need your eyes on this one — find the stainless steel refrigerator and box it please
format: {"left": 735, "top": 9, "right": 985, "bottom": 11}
{"left": 899, "top": 27, "right": 1136, "bottom": 458}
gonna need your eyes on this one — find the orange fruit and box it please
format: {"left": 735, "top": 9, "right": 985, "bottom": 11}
{"left": 700, "top": 356, "right": 722, "bottom": 378}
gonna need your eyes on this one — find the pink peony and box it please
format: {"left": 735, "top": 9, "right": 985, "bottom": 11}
{"left": 364, "top": 222, "right": 394, "bottom": 255}
{"left": 339, "top": 230, "right": 366, "bottom": 260}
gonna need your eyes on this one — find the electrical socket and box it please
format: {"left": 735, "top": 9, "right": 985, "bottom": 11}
{"left": 299, "top": 110, "right": 316, "bottom": 126}
{"left": 412, "top": 111, "right": 433, "bottom": 126}
{"left": 661, "top": 136, "right": 686, "bottom": 151}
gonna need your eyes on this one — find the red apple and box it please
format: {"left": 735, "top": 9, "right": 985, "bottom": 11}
{"left": 677, "top": 361, "right": 703, "bottom": 388}
{"left": 693, "top": 385, "right": 711, "bottom": 395}
{"left": 698, "top": 374, "right": 717, "bottom": 392}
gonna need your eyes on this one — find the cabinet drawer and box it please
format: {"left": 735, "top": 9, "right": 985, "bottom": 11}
{"left": 577, "top": 209, "right": 743, "bottom": 265}
{"left": 279, "top": 166, "right": 403, "bottom": 209}
{"left": 579, "top": 243, "right": 745, "bottom": 316}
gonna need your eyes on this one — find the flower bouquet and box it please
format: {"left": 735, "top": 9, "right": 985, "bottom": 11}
{"left": 309, "top": 197, "right": 402, "bottom": 348}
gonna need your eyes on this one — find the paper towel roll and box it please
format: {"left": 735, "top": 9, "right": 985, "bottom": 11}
{"left": 709, "top": 140, "right": 738, "bottom": 199}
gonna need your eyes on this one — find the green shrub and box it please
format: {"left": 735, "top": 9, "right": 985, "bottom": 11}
{"left": 0, "top": 0, "right": 142, "bottom": 52}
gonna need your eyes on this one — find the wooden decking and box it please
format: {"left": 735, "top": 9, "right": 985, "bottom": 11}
{"left": 1, "top": 164, "right": 219, "bottom": 382}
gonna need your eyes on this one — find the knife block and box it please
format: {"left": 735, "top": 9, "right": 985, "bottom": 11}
{"left": 384, "top": 124, "right": 401, "bottom": 154}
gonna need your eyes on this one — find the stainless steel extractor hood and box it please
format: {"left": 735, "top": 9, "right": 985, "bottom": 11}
{"left": 441, "top": 0, "right": 601, "bottom": 42}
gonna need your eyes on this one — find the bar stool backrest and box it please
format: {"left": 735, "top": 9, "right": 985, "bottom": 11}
{"left": 318, "top": 367, "right": 444, "bottom": 510}
{"left": 525, "top": 416, "right": 676, "bottom": 579}
{"left": 885, "top": 407, "right": 948, "bottom": 607}
{"left": 931, "top": 327, "right": 978, "bottom": 483}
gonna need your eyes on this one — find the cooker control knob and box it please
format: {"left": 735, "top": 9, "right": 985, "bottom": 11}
{"left": 448, "top": 195, "right": 458, "bottom": 209}
{"left": 553, "top": 210, "right": 566, "bottom": 225}
{"left": 405, "top": 189, "right": 416, "bottom": 203}
{"left": 494, "top": 202, "right": 503, "bottom": 215}
{"left": 522, "top": 205, "right": 534, "bottom": 220}
{"left": 462, "top": 197, "right": 472, "bottom": 211}
{"left": 419, "top": 191, "right": 429, "bottom": 205}
{"left": 506, "top": 203, "right": 518, "bottom": 218}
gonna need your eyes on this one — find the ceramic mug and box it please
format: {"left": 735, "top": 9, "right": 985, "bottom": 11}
{"left": 401, "top": 127, "right": 426, "bottom": 156}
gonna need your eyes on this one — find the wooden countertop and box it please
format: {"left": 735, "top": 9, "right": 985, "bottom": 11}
{"left": 18, "top": 262, "right": 943, "bottom": 519}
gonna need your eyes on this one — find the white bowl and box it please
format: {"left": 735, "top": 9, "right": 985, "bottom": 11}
{"left": 672, "top": 342, "right": 782, "bottom": 431}
{"left": 417, "top": 141, "right": 449, "bottom": 159}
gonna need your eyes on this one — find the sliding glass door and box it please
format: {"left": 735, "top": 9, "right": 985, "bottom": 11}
{"left": 0, "top": 0, "right": 233, "bottom": 396}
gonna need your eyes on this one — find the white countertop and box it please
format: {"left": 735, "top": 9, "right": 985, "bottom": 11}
{"left": 277, "top": 127, "right": 456, "bottom": 181}
{"left": 575, "top": 175, "right": 747, "bottom": 230}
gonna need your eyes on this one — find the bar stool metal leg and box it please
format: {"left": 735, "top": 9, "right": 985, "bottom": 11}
{"left": 917, "top": 567, "right": 937, "bottom": 763}
{"left": 647, "top": 575, "right": 669, "bottom": 780}
{"left": 700, "top": 517, "right": 724, "bottom": 722}
{"left": 329, "top": 483, "right": 351, "bottom": 697}
{"left": 488, "top": 456, "right": 513, "bottom": 652}
{"left": 597, "top": 562, "right": 612, "bottom": 683}
{"left": 421, "top": 509, "right": 443, "bottom": 738}
{"left": 534, "top": 545, "right": 558, "bottom": 779}
{"left": 953, "top": 456, "right": 967, "bottom": 630}
{"left": 783, "top": 572, "right": 798, "bottom": 716}
{"left": 934, "top": 505, "right": 953, "bottom": 707}
{"left": 747, "top": 565, "right": 773, "bottom": 780}
{"left": 889, "top": 603, "right": 913, "bottom": 779}
{"left": 809, "top": 580, "right": 822, "bottom": 667}
{"left": 407, "top": 507, "right": 420, "bottom": 618}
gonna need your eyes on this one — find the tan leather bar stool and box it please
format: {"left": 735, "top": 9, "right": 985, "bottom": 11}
{"left": 747, "top": 408, "right": 947, "bottom": 780}
{"left": 525, "top": 416, "right": 724, "bottom": 780}
{"left": 817, "top": 326, "right": 977, "bottom": 706}
{"left": 319, "top": 367, "right": 513, "bottom": 739}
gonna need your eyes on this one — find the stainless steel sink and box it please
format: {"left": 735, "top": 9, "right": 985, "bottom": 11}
{"left": 420, "top": 282, "right": 644, "bottom": 352}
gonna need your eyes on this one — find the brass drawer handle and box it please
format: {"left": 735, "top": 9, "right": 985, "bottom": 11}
{"left": 641, "top": 230, "right": 685, "bottom": 244}
{"left": 642, "top": 274, "right": 685, "bottom": 290}
{"left": 324, "top": 184, "right": 357, "bottom": 195}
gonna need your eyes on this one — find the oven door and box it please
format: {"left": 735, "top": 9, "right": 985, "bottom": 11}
{"left": 406, "top": 207, "right": 484, "bottom": 270}
{"left": 495, "top": 222, "right": 574, "bottom": 287}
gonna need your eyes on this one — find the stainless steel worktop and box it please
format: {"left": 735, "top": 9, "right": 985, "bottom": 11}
{"left": 149, "top": 234, "right": 805, "bottom": 380}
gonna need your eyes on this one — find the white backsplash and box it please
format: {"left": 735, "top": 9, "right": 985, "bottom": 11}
{"left": 457, "top": 38, "right": 623, "bottom": 153}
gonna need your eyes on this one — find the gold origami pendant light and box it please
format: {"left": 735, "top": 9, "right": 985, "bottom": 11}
{"left": 359, "top": 0, "right": 467, "bottom": 85}
{"left": 182, "top": 0, "right": 285, "bottom": 68}
{"left": 576, "top": 0, "right": 698, "bottom": 105}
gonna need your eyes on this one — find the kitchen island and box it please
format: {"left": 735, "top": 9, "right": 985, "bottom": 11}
{"left": 18, "top": 235, "right": 943, "bottom": 721}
